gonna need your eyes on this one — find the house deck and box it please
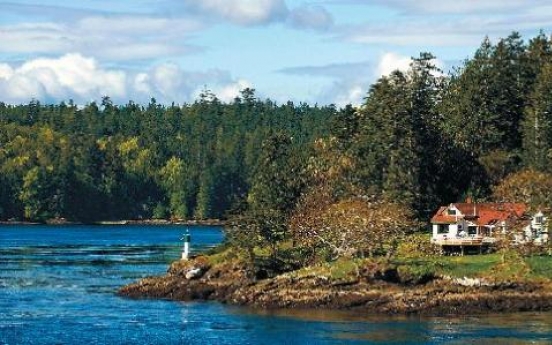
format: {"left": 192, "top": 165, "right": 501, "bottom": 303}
{"left": 432, "top": 236, "right": 495, "bottom": 255}
{"left": 432, "top": 237, "right": 484, "bottom": 246}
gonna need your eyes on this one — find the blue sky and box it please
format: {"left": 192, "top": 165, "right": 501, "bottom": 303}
{"left": 1, "top": 0, "right": 551, "bottom": 106}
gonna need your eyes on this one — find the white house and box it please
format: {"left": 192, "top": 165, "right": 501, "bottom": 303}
{"left": 430, "top": 201, "right": 526, "bottom": 254}
{"left": 521, "top": 211, "right": 549, "bottom": 245}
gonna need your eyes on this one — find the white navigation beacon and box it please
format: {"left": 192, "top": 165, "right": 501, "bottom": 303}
{"left": 181, "top": 229, "right": 191, "bottom": 260}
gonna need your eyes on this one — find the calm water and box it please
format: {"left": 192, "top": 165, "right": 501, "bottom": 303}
{"left": 1, "top": 225, "right": 552, "bottom": 344}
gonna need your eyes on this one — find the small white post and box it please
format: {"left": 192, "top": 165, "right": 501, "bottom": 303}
{"left": 181, "top": 229, "right": 191, "bottom": 260}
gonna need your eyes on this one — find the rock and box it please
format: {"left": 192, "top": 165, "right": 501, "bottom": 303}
{"left": 168, "top": 255, "right": 211, "bottom": 276}
{"left": 119, "top": 258, "right": 552, "bottom": 316}
{"left": 185, "top": 268, "right": 203, "bottom": 279}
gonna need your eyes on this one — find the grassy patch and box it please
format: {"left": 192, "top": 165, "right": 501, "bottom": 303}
{"left": 288, "top": 259, "right": 360, "bottom": 282}
{"left": 206, "top": 247, "right": 242, "bottom": 265}
{"left": 525, "top": 256, "right": 552, "bottom": 279}
{"left": 394, "top": 254, "right": 502, "bottom": 278}
{"left": 395, "top": 252, "right": 552, "bottom": 282}
{"left": 329, "top": 259, "right": 359, "bottom": 281}
{"left": 435, "top": 254, "right": 502, "bottom": 278}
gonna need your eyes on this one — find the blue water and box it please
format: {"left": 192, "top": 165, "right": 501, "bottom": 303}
{"left": 1, "top": 225, "right": 552, "bottom": 344}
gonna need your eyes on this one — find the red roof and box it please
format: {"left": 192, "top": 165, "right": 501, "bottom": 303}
{"left": 431, "top": 202, "right": 526, "bottom": 226}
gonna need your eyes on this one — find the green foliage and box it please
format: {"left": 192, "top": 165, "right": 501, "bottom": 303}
{"left": 433, "top": 255, "right": 502, "bottom": 278}
{"left": 396, "top": 234, "right": 440, "bottom": 258}
{"left": 329, "top": 258, "right": 359, "bottom": 281}
{"left": 525, "top": 256, "right": 552, "bottom": 279}
{"left": 0, "top": 90, "right": 335, "bottom": 222}
{"left": 522, "top": 62, "right": 552, "bottom": 172}
{"left": 396, "top": 263, "right": 436, "bottom": 285}
{"left": 493, "top": 169, "right": 552, "bottom": 210}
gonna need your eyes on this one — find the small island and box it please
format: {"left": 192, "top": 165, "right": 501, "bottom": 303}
{"left": 120, "top": 200, "right": 552, "bottom": 315}
{"left": 118, "top": 236, "right": 552, "bottom": 315}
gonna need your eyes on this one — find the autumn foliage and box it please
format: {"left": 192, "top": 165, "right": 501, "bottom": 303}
{"left": 493, "top": 169, "right": 552, "bottom": 211}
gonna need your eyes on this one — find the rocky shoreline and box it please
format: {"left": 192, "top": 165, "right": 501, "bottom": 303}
{"left": 118, "top": 256, "right": 552, "bottom": 315}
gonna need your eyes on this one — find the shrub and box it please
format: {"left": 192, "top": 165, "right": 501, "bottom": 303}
{"left": 396, "top": 263, "right": 436, "bottom": 285}
{"left": 396, "top": 233, "right": 439, "bottom": 258}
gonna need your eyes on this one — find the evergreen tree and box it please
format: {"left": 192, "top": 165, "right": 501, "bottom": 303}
{"left": 522, "top": 62, "right": 552, "bottom": 171}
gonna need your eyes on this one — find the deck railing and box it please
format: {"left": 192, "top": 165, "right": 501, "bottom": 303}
{"left": 431, "top": 236, "right": 488, "bottom": 246}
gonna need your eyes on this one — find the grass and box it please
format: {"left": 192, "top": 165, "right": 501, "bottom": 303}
{"left": 286, "top": 258, "right": 360, "bottom": 282}
{"left": 434, "top": 254, "right": 502, "bottom": 278}
{"left": 393, "top": 251, "right": 552, "bottom": 283}
{"left": 329, "top": 258, "right": 359, "bottom": 281}
{"left": 203, "top": 237, "right": 552, "bottom": 285}
{"left": 393, "top": 254, "right": 500, "bottom": 278}
{"left": 525, "top": 256, "right": 552, "bottom": 279}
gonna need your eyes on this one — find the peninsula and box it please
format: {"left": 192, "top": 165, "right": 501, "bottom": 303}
{"left": 119, "top": 237, "right": 552, "bottom": 315}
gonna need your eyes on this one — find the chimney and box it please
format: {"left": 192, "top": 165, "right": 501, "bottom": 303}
{"left": 466, "top": 196, "right": 472, "bottom": 204}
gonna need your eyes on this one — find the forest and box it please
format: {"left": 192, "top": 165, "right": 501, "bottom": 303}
{"left": 2, "top": 31, "right": 552, "bottom": 244}
{"left": 0, "top": 89, "right": 335, "bottom": 222}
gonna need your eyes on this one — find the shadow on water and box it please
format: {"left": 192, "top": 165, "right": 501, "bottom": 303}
{"left": 230, "top": 303, "right": 552, "bottom": 344}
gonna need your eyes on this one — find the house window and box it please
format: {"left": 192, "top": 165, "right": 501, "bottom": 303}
{"left": 437, "top": 224, "right": 448, "bottom": 234}
{"left": 468, "top": 226, "right": 477, "bottom": 235}
{"left": 536, "top": 216, "right": 543, "bottom": 224}
{"left": 447, "top": 209, "right": 457, "bottom": 216}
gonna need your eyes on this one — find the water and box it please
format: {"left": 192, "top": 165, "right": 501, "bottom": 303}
{"left": 1, "top": 225, "right": 552, "bottom": 344}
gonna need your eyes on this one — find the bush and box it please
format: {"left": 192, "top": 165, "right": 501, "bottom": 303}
{"left": 396, "top": 263, "right": 436, "bottom": 285}
{"left": 396, "top": 233, "right": 439, "bottom": 258}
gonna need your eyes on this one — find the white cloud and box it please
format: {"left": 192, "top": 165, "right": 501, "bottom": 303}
{"left": 181, "top": 0, "right": 288, "bottom": 25}
{"left": 336, "top": 1, "right": 552, "bottom": 50}
{"left": 0, "top": 23, "right": 73, "bottom": 54}
{"left": 0, "top": 64, "right": 14, "bottom": 79}
{"left": 0, "top": 1, "right": 334, "bottom": 68}
{"left": 288, "top": 5, "right": 334, "bottom": 31}
{"left": 0, "top": 15, "right": 204, "bottom": 61}
{"left": 137, "top": 63, "right": 252, "bottom": 104}
{"left": 0, "top": 54, "right": 126, "bottom": 103}
{"left": 278, "top": 53, "right": 447, "bottom": 107}
{"left": 343, "top": 17, "right": 499, "bottom": 48}
{"left": 0, "top": 54, "right": 251, "bottom": 105}
{"left": 212, "top": 79, "right": 253, "bottom": 102}
{"left": 376, "top": 52, "right": 411, "bottom": 77}
{"left": 278, "top": 61, "right": 374, "bottom": 107}
{"left": 342, "top": 0, "right": 550, "bottom": 15}
{"left": 179, "top": 0, "right": 336, "bottom": 31}
{"left": 133, "top": 73, "right": 152, "bottom": 95}
{"left": 332, "top": 84, "right": 364, "bottom": 107}
{"left": 376, "top": 52, "right": 446, "bottom": 78}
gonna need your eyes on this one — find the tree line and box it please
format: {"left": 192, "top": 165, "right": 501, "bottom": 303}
{"left": 2, "top": 31, "right": 552, "bottom": 244}
{"left": 0, "top": 90, "right": 335, "bottom": 222}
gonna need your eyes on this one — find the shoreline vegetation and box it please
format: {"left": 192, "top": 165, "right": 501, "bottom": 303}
{"left": 118, "top": 244, "right": 552, "bottom": 316}
{"left": 0, "top": 218, "right": 225, "bottom": 226}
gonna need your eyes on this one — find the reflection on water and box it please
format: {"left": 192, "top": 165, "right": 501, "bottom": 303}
{"left": 238, "top": 308, "right": 552, "bottom": 344}
{"left": 1, "top": 225, "right": 552, "bottom": 344}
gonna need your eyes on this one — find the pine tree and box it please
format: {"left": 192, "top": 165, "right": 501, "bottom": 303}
{"left": 522, "top": 62, "right": 552, "bottom": 171}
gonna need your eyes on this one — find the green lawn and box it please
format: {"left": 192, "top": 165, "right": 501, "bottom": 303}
{"left": 433, "top": 254, "right": 502, "bottom": 278}
{"left": 394, "top": 252, "right": 552, "bottom": 282}
{"left": 525, "top": 256, "right": 552, "bottom": 279}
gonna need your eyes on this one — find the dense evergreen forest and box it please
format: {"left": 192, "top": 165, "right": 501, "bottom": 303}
{"left": 2, "top": 32, "right": 552, "bottom": 230}
{"left": 0, "top": 90, "right": 336, "bottom": 222}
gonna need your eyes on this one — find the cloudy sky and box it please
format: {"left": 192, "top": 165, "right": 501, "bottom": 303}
{"left": 1, "top": 0, "right": 551, "bottom": 106}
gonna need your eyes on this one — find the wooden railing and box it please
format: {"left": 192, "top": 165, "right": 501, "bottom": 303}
{"left": 432, "top": 237, "right": 484, "bottom": 246}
